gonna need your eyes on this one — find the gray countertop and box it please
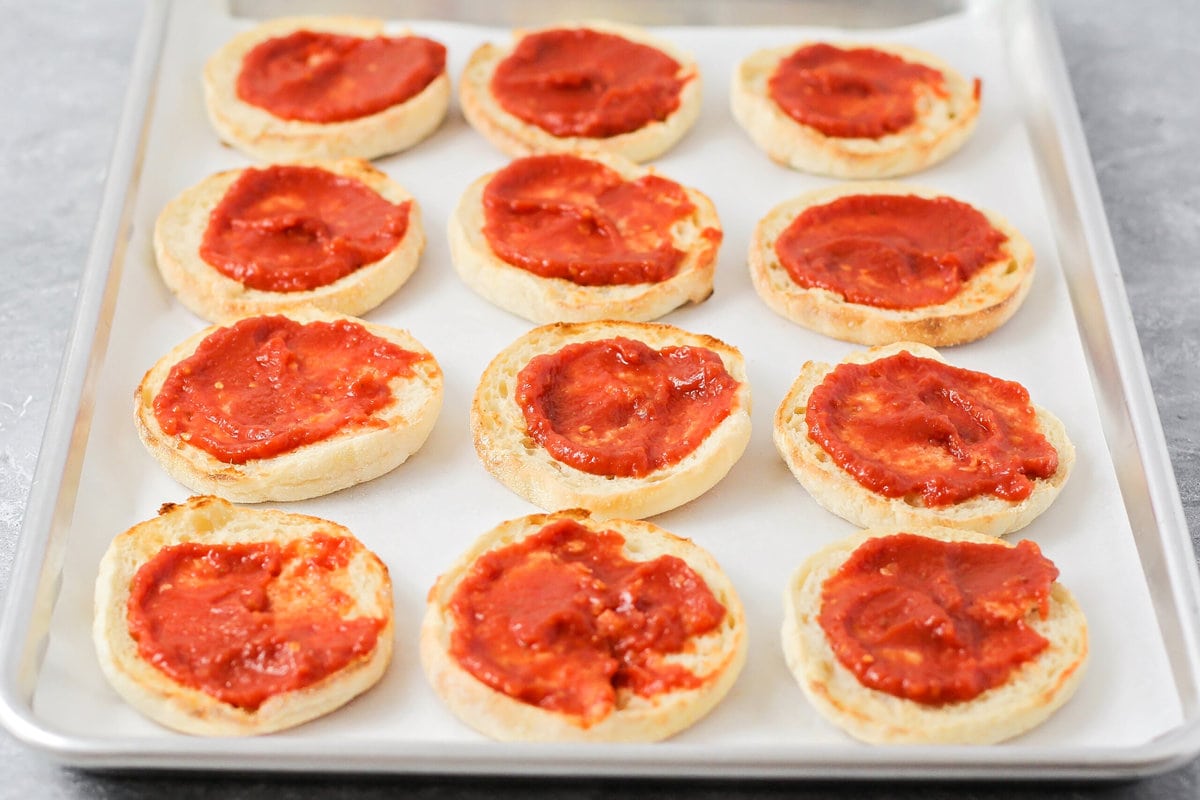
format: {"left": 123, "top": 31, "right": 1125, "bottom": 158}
{"left": 2, "top": 0, "right": 1197, "bottom": 797}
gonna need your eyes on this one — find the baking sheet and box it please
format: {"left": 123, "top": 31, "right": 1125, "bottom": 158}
{"left": 7, "top": 0, "right": 1197, "bottom": 775}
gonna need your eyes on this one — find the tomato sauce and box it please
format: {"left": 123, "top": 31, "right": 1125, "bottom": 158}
{"left": 237, "top": 30, "right": 445, "bottom": 123}
{"left": 448, "top": 518, "right": 726, "bottom": 722}
{"left": 127, "top": 533, "right": 383, "bottom": 710}
{"left": 200, "top": 164, "right": 411, "bottom": 293}
{"left": 819, "top": 533, "right": 1058, "bottom": 704}
{"left": 490, "top": 28, "right": 687, "bottom": 138}
{"left": 482, "top": 154, "right": 706, "bottom": 286}
{"left": 775, "top": 193, "right": 1008, "bottom": 309}
{"left": 517, "top": 337, "right": 738, "bottom": 477}
{"left": 153, "top": 315, "right": 422, "bottom": 464}
{"left": 768, "top": 43, "right": 948, "bottom": 139}
{"left": 805, "top": 351, "right": 1058, "bottom": 506}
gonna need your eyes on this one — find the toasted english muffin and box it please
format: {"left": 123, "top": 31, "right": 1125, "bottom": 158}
{"left": 204, "top": 16, "right": 449, "bottom": 161}
{"left": 782, "top": 524, "right": 1088, "bottom": 744}
{"left": 449, "top": 151, "right": 721, "bottom": 324}
{"left": 94, "top": 495, "right": 393, "bottom": 736}
{"left": 459, "top": 20, "right": 701, "bottom": 163}
{"left": 732, "top": 41, "right": 980, "bottom": 178}
{"left": 154, "top": 158, "right": 424, "bottom": 324}
{"left": 471, "top": 320, "right": 751, "bottom": 519}
{"left": 421, "top": 509, "right": 747, "bottom": 741}
{"left": 749, "top": 182, "right": 1035, "bottom": 346}
{"left": 773, "top": 342, "right": 1073, "bottom": 536}
{"left": 135, "top": 309, "right": 443, "bottom": 503}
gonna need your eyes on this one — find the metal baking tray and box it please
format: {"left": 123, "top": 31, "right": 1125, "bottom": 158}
{"left": 3, "top": 0, "right": 1199, "bottom": 779}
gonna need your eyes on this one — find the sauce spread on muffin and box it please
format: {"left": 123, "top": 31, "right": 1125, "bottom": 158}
{"left": 774, "top": 193, "right": 1008, "bottom": 309}
{"left": 200, "top": 165, "right": 411, "bottom": 293}
{"left": 448, "top": 518, "right": 726, "bottom": 722}
{"left": 482, "top": 154, "right": 713, "bottom": 286}
{"left": 490, "top": 28, "right": 688, "bottom": 138}
{"left": 237, "top": 30, "right": 445, "bottom": 123}
{"left": 154, "top": 316, "right": 422, "bottom": 463}
{"left": 127, "top": 532, "right": 383, "bottom": 710}
{"left": 768, "top": 44, "right": 948, "bottom": 139}
{"left": 517, "top": 336, "right": 738, "bottom": 477}
{"left": 819, "top": 533, "right": 1058, "bottom": 704}
{"left": 805, "top": 351, "right": 1058, "bottom": 506}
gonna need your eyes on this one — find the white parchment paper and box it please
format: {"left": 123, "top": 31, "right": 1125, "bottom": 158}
{"left": 32, "top": 0, "right": 1184, "bottom": 759}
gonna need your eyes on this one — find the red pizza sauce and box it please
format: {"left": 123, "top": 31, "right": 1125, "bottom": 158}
{"left": 236, "top": 30, "right": 445, "bottom": 123}
{"left": 448, "top": 518, "right": 726, "bottom": 722}
{"left": 774, "top": 193, "right": 1008, "bottom": 309}
{"left": 805, "top": 351, "right": 1058, "bottom": 507}
{"left": 153, "top": 315, "right": 423, "bottom": 464}
{"left": 517, "top": 337, "right": 738, "bottom": 477}
{"left": 819, "top": 533, "right": 1058, "bottom": 705}
{"left": 768, "top": 43, "right": 948, "bottom": 139}
{"left": 199, "top": 164, "right": 412, "bottom": 293}
{"left": 482, "top": 154, "right": 709, "bottom": 286}
{"left": 127, "top": 533, "right": 384, "bottom": 710}
{"left": 490, "top": 28, "right": 688, "bottom": 138}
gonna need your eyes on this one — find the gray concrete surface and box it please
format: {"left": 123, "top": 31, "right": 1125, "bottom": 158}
{"left": 1, "top": 0, "right": 1197, "bottom": 797}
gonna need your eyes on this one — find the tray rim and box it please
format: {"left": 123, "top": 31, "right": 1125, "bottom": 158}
{"left": 3, "top": 0, "right": 1199, "bottom": 779}
{"left": 0, "top": 0, "right": 170, "bottom": 762}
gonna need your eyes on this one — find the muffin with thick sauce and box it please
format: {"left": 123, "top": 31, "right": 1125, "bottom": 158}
{"left": 471, "top": 320, "right": 751, "bottom": 520}
{"left": 732, "top": 41, "right": 980, "bottom": 178}
{"left": 204, "top": 16, "right": 449, "bottom": 160}
{"left": 421, "top": 509, "right": 747, "bottom": 741}
{"left": 135, "top": 310, "right": 443, "bottom": 503}
{"left": 782, "top": 525, "right": 1088, "bottom": 743}
{"left": 450, "top": 152, "right": 721, "bottom": 324}
{"left": 750, "top": 182, "right": 1034, "bottom": 346}
{"left": 154, "top": 159, "right": 424, "bottom": 323}
{"left": 773, "top": 342, "right": 1074, "bottom": 536}
{"left": 460, "top": 21, "right": 701, "bottom": 162}
{"left": 93, "top": 496, "right": 394, "bottom": 735}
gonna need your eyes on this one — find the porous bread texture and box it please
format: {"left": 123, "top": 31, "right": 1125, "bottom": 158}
{"left": 93, "top": 495, "right": 394, "bottom": 736}
{"left": 459, "top": 20, "right": 702, "bottom": 163}
{"left": 449, "top": 151, "right": 721, "bottom": 324}
{"left": 773, "top": 342, "right": 1074, "bottom": 536}
{"left": 748, "top": 182, "right": 1035, "bottom": 346}
{"left": 154, "top": 158, "right": 425, "bottom": 324}
{"left": 731, "top": 41, "right": 980, "bottom": 178}
{"left": 471, "top": 320, "right": 752, "bottom": 520}
{"left": 135, "top": 308, "right": 443, "bottom": 503}
{"left": 782, "top": 524, "right": 1088, "bottom": 744}
{"left": 204, "top": 16, "right": 450, "bottom": 161}
{"left": 420, "top": 508, "right": 748, "bottom": 742}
